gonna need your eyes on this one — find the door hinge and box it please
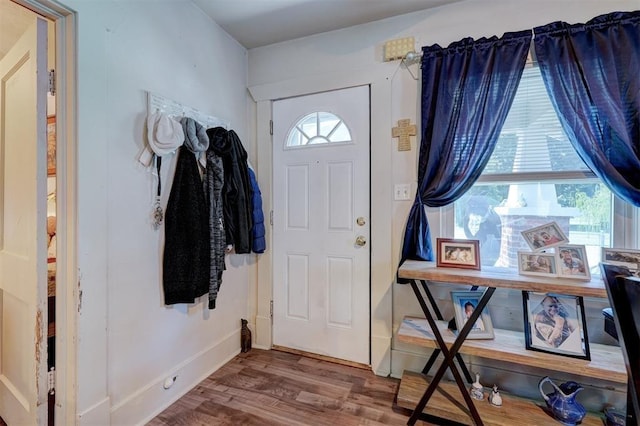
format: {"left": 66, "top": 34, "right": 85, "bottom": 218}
{"left": 270, "top": 300, "right": 273, "bottom": 319}
{"left": 48, "top": 69, "right": 56, "bottom": 96}
{"left": 269, "top": 120, "right": 273, "bottom": 135}
{"left": 270, "top": 210, "right": 273, "bottom": 226}
{"left": 47, "top": 366, "right": 55, "bottom": 395}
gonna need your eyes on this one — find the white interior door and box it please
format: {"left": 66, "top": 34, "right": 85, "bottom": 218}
{"left": 272, "top": 86, "right": 370, "bottom": 364}
{"left": 0, "top": 17, "right": 49, "bottom": 425}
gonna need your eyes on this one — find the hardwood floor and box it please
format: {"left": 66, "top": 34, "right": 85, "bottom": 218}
{"left": 147, "top": 349, "right": 433, "bottom": 425}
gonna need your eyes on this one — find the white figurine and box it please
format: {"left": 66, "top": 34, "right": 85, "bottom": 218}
{"left": 489, "top": 384, "right": 503, "bottom": 407}
{"left": 470, "top": 373, "right": 485, "bottom": 401}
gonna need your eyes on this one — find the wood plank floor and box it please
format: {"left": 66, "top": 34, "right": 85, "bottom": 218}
{"left": 147, "top": 349, "right": 433, "bottom": 426}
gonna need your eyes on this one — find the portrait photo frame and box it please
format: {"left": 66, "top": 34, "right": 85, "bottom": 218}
{"left": 451, "top": 291, "right": 494, "bottom": 339}
{"left": 522, "top": 292, "right": 590, "bottom": 360}
{"left": 602, "top": 247, "right": 640, "bottom": 276}
{"left": 436, "top": 238, "right": 481, "bottom": 270}
{"left": 517, "top": 251, "right": 558, "bottom": 277}
{"left": 556, "top": 244, "right": 591, "bottom": 281}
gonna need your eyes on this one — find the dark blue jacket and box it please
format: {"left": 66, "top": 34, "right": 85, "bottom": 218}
{"left": 248, "top": 167, "right": 266, "bottom": 253}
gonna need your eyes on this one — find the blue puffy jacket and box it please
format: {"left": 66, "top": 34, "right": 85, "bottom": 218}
{"left": 248, "top": 167, "right": 266, "bottom": 253}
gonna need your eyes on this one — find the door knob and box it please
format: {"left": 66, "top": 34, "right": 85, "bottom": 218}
{"left": 355, "top": 235, "right": 367, "bottom": 247}
{"left": 356, "top": 216, "right": 366, "bottom": 226}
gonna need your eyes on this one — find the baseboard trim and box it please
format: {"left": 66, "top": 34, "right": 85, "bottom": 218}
{"left": 371, "top": 334, "right": 391, "bottom": 377}
{"left": 252, "top": 344, "right": 271, "bottom": 350}
{"left": 110, "top": 329, "right": 240, "bottom": 426}
{"left": 255, "top": 314, "right": 272, "bottom": 348}
{"left": 77, "top": 396, "right": 111, "bottom": 426}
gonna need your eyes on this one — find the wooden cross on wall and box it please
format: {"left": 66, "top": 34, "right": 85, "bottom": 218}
{"left": 392, "top": 119, "right": 416, "bottom": 151}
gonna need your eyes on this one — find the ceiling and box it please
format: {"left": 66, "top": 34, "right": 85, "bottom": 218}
{"left": 191, "top": 0, "right": 458, "bottom": 49}
{"left": 1, "top": 0, "right": 457, "bottom": 60}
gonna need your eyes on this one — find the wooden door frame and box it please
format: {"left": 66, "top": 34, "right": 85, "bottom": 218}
{"left": 249, "top": 64, "right": 396, "bottom": 376}
{"left": 11, "top": 1, "right": 78, "bottom": 424}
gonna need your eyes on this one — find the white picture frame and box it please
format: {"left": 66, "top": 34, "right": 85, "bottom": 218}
{"left": 601, "top": 247, "right": 640, "bottom": 276}
{"left": 556, "top": 244, "right": 591, "bottom": 281}
{"left": 521, "top": 221, "right": 569, "bottom": 252}
{"left": 517, "top": 251, "right": 558, "bottom": 277}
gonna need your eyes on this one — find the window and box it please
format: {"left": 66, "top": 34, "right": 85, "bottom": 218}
{"left": 453, "top": 66, "right": 614, "bottom": 273}
{"left": 286, "top": 112, "right": 352, "bottom": 148}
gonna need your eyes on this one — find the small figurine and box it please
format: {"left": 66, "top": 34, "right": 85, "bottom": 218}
{"left": 489, "top": 385, "right": 503, "bottom": 407}
{"left": 469, "top": 373, "right": 485, "bottom": 401}
{"left": 240, "top": 318, "right": 252, "bottom": 353}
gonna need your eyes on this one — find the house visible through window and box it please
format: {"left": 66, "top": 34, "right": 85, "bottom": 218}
{"left": 453, "top": 65, "right": 612, "bottom": 273}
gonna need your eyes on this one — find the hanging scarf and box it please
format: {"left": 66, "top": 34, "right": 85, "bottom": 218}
{"left": 181, "top": 117, "right": 209, "bottom": 155}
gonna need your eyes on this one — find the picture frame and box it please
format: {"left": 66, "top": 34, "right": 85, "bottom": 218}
{"left": 436, "top": 238, "right": 481, "bottom": 270}
{"left": 451, "top": 291, "right": 494, "bottom": 339}
{"left": 556, "top": 244, "right": 591, "bottom": 281}
{"left": 521, "top": 221, "right": 568, "bottom": 251}
{"left": 522, "top": 291, "right": 590, "bottom": 360}
{"left": 517, "top": 251, "right": 557, "bottom": 277}
{"left": 601, "top": 247, "right": 640, "bottom": 276}
{"left": 47, "top": 115, "right": 56, "bottom": 176}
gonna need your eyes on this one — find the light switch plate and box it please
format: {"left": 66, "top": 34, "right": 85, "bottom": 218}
{"left": 394, "top": 184, "right": 411, "bottom": 200}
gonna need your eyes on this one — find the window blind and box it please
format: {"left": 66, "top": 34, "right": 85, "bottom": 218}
{"left": 483, "top": 66, "right": 590, "bottom": 176}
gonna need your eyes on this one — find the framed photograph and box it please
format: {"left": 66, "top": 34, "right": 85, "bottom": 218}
{"left": 521, "top": 221, "right": 568, "bottom": 251}
{"left": 436, "top": 238, "right": 481, "bottom": 270}
{"left": 602, "top": 248, "right": 640, "bottom": 276}
{"left": 47, "top": 116, "right": 56, "bottom": 176}
{"left": 517, "top": 251, "right": 557, "bottom": 277}
{"left": 556, "top": 244, "right": 591, "bottom": 281}
{"left": 451, "top": 291, "right": 494, "bottom": 339}
{"left": 522, "top": 292, "right": 590, "bottom": 360}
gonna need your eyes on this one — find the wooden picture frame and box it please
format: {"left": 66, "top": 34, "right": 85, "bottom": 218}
{"left": 436, "top": 238, "right": 480, "bottom": 270}
{"left": 517, "top": 251, "right": 557, "bottom": 277}
{"left": 451, "top": 291, "right": 494, "bottom": 339}
{"left": 556, "top": 244, "right": 591, "bottom": 281}
{"left": 47, "top": 115, "right": 56, "bottom": 176}
{"left": 522, "top": 291, "right": 590, "bottom": 360}
{"left": 521, "top": 221, "right": 568, "bottom": 252}
{"left": 602, "top": 247, "right": 640, "bottom": 276}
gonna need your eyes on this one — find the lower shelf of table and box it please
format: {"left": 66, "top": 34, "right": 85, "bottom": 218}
{"left": 398, "top": 316, "right": 626, "bottom": 384}
{"left": 395, "top": 370, "right": 604, "bottom": 426}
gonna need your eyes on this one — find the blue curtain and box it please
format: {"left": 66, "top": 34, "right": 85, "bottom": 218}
{"left": 534, "top": 11, "right": 640, "bottom": 206}
{"left": 399, "top": 31, "right": 531, "bottom": 265}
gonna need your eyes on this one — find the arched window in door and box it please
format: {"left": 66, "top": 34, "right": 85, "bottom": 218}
{"left": 286, "top": 111, "right": 352, "bottom": 148}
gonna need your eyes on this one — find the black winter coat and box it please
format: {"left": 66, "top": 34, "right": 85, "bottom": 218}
{"left": 207, "top": 127, "right": 253, "bottom": 254}
{"left": 163, "top": 147, "right": 209, "bottom": 304}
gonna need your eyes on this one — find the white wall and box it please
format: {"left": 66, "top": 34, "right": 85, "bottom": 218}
{"left": 248, "top": 0, "right": 637, "bottom": 411}
{"left": 67, "top": 1, "right": 251, "bottom": 424}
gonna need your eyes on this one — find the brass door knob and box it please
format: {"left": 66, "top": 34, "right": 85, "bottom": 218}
{"left": 355, "top": 235, "right": 367, "bottom": 247}
{"left": 356, "top": 216, "right": 366, "bottom": 226}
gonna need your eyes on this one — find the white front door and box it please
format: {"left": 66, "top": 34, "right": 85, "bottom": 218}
{"left": 272, "top": 86, "right": 370, "bottom": 364}
{"left": 0, "top": 17, "right": 49, "bottom": 425}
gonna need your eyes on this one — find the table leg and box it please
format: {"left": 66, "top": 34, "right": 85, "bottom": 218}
{"left": 407, "top": 281, "right": 495, "bottom": 426}
{"left": 415, "top": 281, "right": 475, "bottom": 382}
